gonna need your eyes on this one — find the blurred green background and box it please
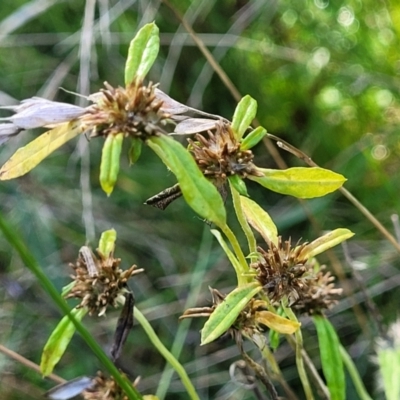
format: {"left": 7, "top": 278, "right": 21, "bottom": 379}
{"left": 0, "top": 1, "right": 399, "bottom": 399}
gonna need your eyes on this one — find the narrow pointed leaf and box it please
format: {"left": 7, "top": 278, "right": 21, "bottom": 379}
{"left": 147, "top": 135, "right": 226, "bottom": 227}
{"left": 299, "top": 228, "right": 354, "bottom": 259}
{"left": 228, "top": 175, "right": 248, "bottom": 197}
{"left": 125, "top": 23, "right": 159, "bottom": 86}
{"left": 255, "top": 310, "right": 300, "bottom": 334}
{"left": 240, "top": 126, "right": 267, "bottom": 151}
{"left": 231, "top": 95, "right": 257, "bottom": 140}
{"left": 240, "top": 196, "right": 278, "bottom": 245}
{"left": 0, "top": 121, "right": 82, "bottom": 180}
{"left": 98, "top": 229, "right": 117, "bottom": 258}
{"left": 269, "top": 328, "right": 280, "bottom": 350}
{"left": 201, "top": 282, "right": 261, "bottom": 345}
{"left": 249, "top": 167, "right": 346, "bottom": 198}
{"left": 99, "top": 133, "right": 123, "bottom": 196}
{"left": 128, "top": 137, "right": 142, "bottom": 165}
{"left": 41, "top": 307, "right": 88, "bottom": 377}
{"left": 211, "top": 229, "right": 243, "bottom": 277}
{"left": 313, "top": 316, "right": 346, "bottom": 400}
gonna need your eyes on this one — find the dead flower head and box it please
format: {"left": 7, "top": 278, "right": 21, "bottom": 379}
{"left": 82, "top": 371, "right": 140, "bottom": 400}
{"left": 66, "top": 246, "right": 142, "bottom": 316}
{"left": 293, "top": 267, "right": 343, "bottom": 315}
{"left": 81, "top": 81, "right": 170, "bottom": 139}
{"left": 188, "top": 121, "right": 262, "bottom": 185}
{"left": 251, "top": 237, "right": 342, "bottom": 314}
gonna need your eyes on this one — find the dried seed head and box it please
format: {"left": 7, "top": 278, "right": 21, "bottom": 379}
{"left": 82, "top": 371, "right": 139, "bottom": 400}
{"left": 292, "top": 267, "right": 343, "bottom": 315}
{"left": 251, "top": 237, "right": 342, "bottom": 313}
{"left": 66, "top": 247, "right": 142, "bottom": 316}
{"left": 188, "top": 121, "right": 261, "bottom": 184}
{"left": 251, "top": 237, "right": 310, "bottom": 305}
{"left": 81, "top": 81, "right": 169, "bottom": 139}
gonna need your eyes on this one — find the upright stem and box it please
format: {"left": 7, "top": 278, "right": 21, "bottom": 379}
{"left": 134, "top": 307, "right": 200, "bottom": 400}
{"left": 220, "top": 223, "right": 249, "bottom": 286}
{"left": 283, "top": 306, "right": 314, "bottom": 400}
{"left": 229, "top": 182, "right": 257, "bottom": 257}
{"left": 0, "top": 213, "right": 142, "bottom": 400}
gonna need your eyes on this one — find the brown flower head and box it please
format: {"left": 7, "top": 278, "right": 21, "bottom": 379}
{"left": 66, "top": 246, "right": 142, "bottom": 316}
{"left": 83, "top": 371, "right": 140, "bottom": 400}
{"left": 251, "top": 237, "right": 343, "bottom": 313}
{"left": 188, "top": 121, "right": 261, "bottom": 185}
{"left": 81, "top": 81, "right": 169, "bottom": 139}
{"left": 251, "top": 237, "right": 311, "bottom": 305}
{"left": 292, "top": 266, "right": 343, "bottom": 315}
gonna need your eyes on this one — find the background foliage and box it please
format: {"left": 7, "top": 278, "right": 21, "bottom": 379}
{"left": 0, "top": 1, "right": 399, "bottom": 399}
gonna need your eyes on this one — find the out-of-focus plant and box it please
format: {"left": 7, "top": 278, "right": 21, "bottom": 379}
{"left": 0, "top": 22, "right": 371, "bottom": 400}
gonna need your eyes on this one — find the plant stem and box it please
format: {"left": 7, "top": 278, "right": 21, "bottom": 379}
{"left": 340, "top": 345, "right": 372, "bottom": 400}
{"left": 156, "top": 227, "right": 212, "bottom": 399}
{"left": 252, "top": 335, "right": 299, "bottom": 400}
{"left": 229, "top": 182, "right": 257, "bottom": 258}
{"left": 0, "top": 212, "right": 142, "bottom": 400}
{"left": 283, "top": 306, "right": 314, "bottom": 400}
{"left": 134, "top": 307, "right": 200, "bottom": 400}
{"left": 220, "top": 223, "right": 249, "bottom": 286}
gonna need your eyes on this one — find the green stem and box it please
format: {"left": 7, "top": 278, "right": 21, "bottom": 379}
{"left": 229, "top": 181, "right": 257, "bottom": 257}
{"left": 340, "top": 345, "right": 372, "bottom": 400}
{"left": 220, "top": 223, "right": 249, "bottom": 286}
{"left": 284, "top": 306, "right": 314, "bottom": 400}
{"left": 0, "top": 212, "right": 142, "bottom": 400}
{"left": 254, "top": 334, "right": 299, "bottom": 400}
{"left": 156, "top": 227, "right": 212, "bottom": 399}
{"left": 134, "top": 307, "right": 200, "bottom": 400}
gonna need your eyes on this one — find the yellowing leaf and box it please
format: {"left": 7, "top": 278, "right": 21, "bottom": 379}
{"left": 40, "top": 307, "right": 87, "bottom": 377}
{"left": 256, "top": 310, "right": 301, "bottom": 334}
{"left": 249, "top": 167, "right": 346, "bottom": 198}
{"left": 201, "top": 282, "right": 261, "bottom": 345}
{"left": 0, "top": 121, "right": 82, "bottom": 180}
{"left": 299, "top": 228, "right": 354, "bottom": 259}
{"left": 98, "top": 229, "right": 117, "bottom": 258}
{"left": 240, "top": 196, "right": 278, "bottom": 245}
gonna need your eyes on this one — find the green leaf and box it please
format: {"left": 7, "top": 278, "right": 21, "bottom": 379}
{"left": 61, "top": 281, "right": 76, "bottom": 297}
{"left": 313, "top": 316, "right": 346, "bottom": 400}
{"left": 147, "top": 135, "right": 226, "bottom": 227}
{"left": 201, "top": 282, "right": 261, "bottom": 345}
{"left": 298, "top": 228, "right": 354, "bottom": 259}
{"left": 239, "top": 196, "right": 278, "bottom": 245}
{"left": 211, "top": 229, "right": 243, "bottom": 278}
{"left": 231, "top": 95, "right": 257, "bottom": 140}
{"left": 249, "top": 167, "right": 346, "bottom": 198}
{"left": 240, "top": 126, "right": 267, "bottom": 151}
{"left": 40, "top": 307, "right": 88, "bottom": 376}
{"left": 228, "top": 175, "right": 248, "bottom": 197}
{"left": 99, "top": 133, "right": 124, "bottom": 196}
{"left": 125, "top": 23, "right": 160, "bottom": 86}
{"left": 0, "top": 121, "right": 82, "bottom": 180}
{"left": 129, "top": 137, "right": 142, "bottom": 165}
{"left": 98, "top": 229, "right": 117, "bottom": 258}
{"left": 269, "top": 327, "right": 280, "bottom": 350}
